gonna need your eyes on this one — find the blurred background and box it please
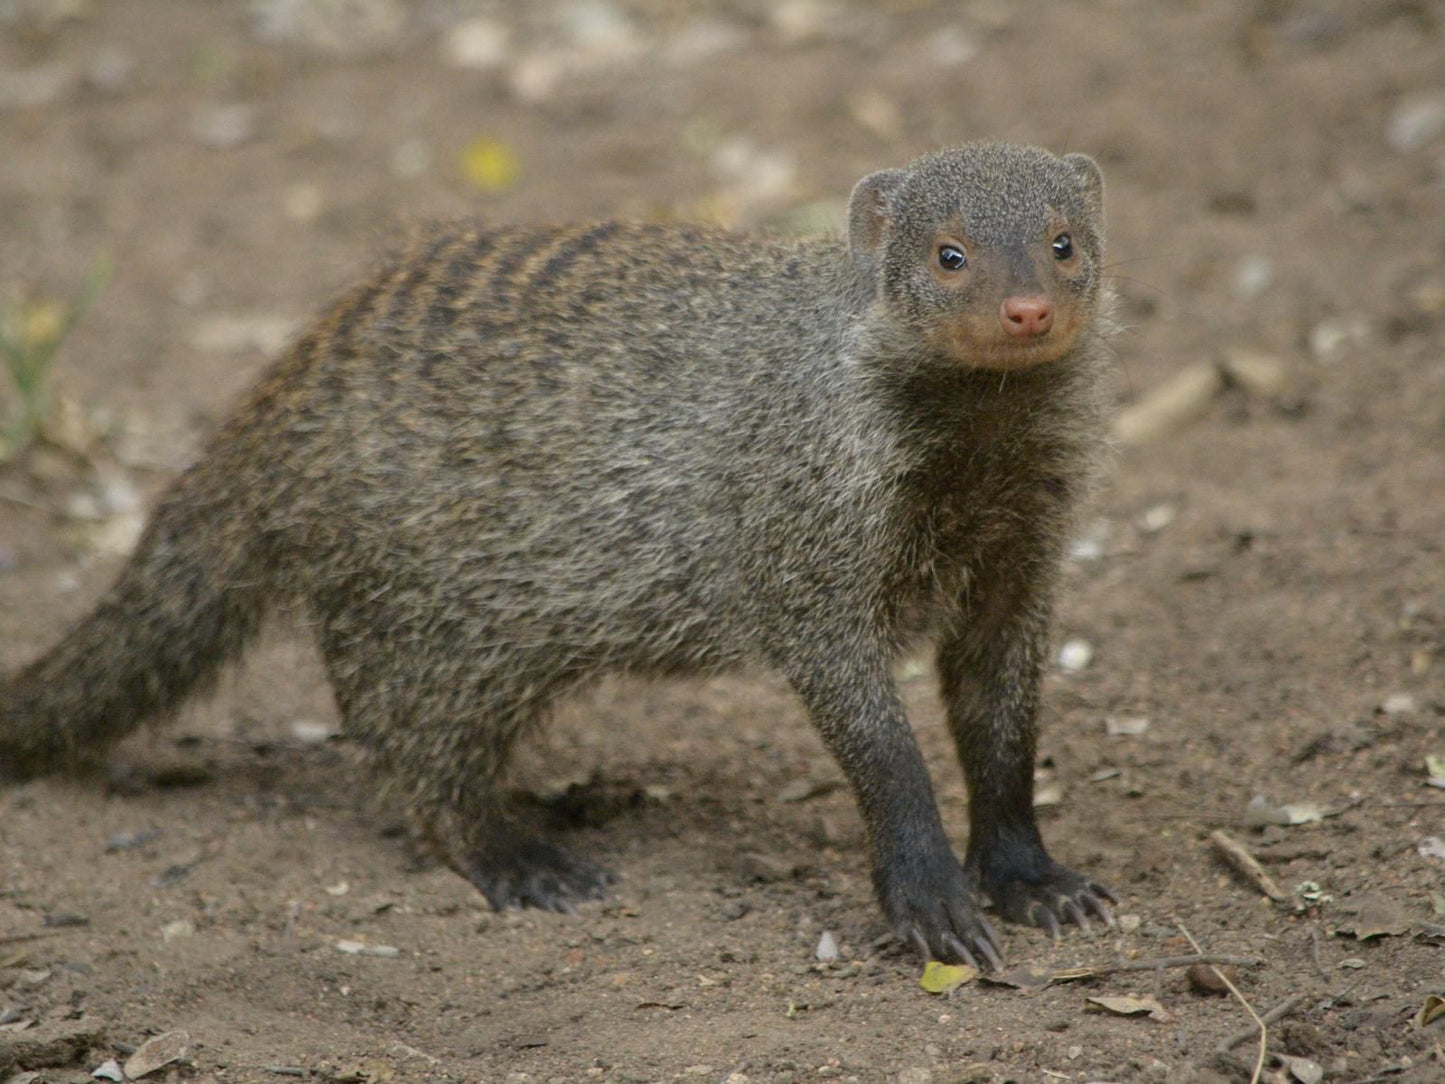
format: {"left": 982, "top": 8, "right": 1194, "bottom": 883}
{"left": 1, "top": 2, "right": 1444, "bottom": 1081}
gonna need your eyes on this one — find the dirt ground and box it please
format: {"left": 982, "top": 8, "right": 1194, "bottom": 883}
{"left": 1, "top": 1, "right": 1444, "bottom": 1081}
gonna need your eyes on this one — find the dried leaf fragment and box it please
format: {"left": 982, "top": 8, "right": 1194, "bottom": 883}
{"left": 1418, "top": 836, "right": 1445, "bottom": 860}
{"left": 1338, "top": 894, "right": 1410, "bottom": 941}
{"left": 1414, "top": 994, "right": 1445, "bottom": 1027}
{"left": 122, "top": 1030, "right": 190, "bottom": 1079}
{"left": 1243, "top": 796, "right": 1326, "bottom": 827}
{"left": 1085, "top": 994, "right": 1174, "bottom": 1022}
{"left": 981, "top": 963, "right": 1053, "bottom": 992}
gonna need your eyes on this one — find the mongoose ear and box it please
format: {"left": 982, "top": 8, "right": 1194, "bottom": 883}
{"left": 1062, "top": 153, "right": 1105, "bottom": 214}
{"left": 847, "top": 168, "right": 907, "bottom": 272}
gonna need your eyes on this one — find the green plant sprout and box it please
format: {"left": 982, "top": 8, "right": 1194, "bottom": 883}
{"left": 0, "top": 256, "right": 111, "bottom": 462}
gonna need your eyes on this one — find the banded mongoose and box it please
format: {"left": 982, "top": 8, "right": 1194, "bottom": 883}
{"left": 1, "top": 142, "right": 1118, "bottom": 968}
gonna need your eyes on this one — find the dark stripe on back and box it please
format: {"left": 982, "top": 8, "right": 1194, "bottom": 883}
{"left": 329, "top": 276, "right": 391, "bottom": 355}
{"left": 524, "top": 220, "right": 622, "bottom": 294}
{"left": 489, "top": 228, "right": 554, "bottom": 297}
{"left": 426, "top": 230, "right": 499, "bottom": 328}
{"left": 379, "top": 231, "right": 456, "bottom": 331}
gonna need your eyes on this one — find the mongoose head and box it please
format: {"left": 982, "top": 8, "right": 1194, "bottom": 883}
{"left": 848, "top": 142, "right": 1106, "bottom": 371}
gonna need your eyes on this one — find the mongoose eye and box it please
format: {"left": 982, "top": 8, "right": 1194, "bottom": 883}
{"left": 937, "top": 244, "right": 967, "bottom": 271}
{"left": 1051, "top": 233, "right": 1074, "bottom": 260}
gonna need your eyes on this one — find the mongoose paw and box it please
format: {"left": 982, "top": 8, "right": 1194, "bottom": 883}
{"left": 879, "top": 854, "right": 1006, "bottom": 970}
{"left": 457, "top": 837, "right": 616, "bottom": 915}
{"left": 974, "top": 857, "right": 1117, "bottom": 939}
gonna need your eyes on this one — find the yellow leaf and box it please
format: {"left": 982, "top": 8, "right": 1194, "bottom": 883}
{"left": 920, "top": 960, "right": 977, "bottom": 995}
{"left": 459, "top": 137, "right": 519, "bottom": 192}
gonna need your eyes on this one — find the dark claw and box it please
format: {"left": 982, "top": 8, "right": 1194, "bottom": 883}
{"left": 977, "top": 913, "right": 1003, "bottom": 961}
{"left": 943, "top": 934, "right": 980, "bottom": 970}
{"left": 1031, "top": 901, "right": 1062, "bottom": 940}
{"left": 975, "top": 935, "right": 1005, "bottom": 973}
{"left": 1061, "top": 897, "right": 1091, "bottom": 934}
{"left": 1084, "top": 891, "right": 1116, "bottom": 927}
{"left": 909, "top": 928, "right": 931, "bottom": 961}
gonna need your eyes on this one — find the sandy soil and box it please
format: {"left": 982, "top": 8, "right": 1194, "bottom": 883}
{"left": 2, "top": 2, "right": 1444, "bottom": 1081}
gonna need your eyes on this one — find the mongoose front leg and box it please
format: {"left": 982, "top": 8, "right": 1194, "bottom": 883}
{"left": 788, "top": 650, "right": 1004, "bottom": 970}
{"left": 937, "top": 613, "right": 1116, "bottom": 940}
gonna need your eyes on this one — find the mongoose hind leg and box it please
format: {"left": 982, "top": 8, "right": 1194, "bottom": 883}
{"left": 312, "top": 602, "right": 615, "bottom": 914}
{"left": 451, "top": 831, "right": 616, "bottom": 915}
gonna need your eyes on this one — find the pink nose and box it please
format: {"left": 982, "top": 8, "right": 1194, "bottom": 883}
{"left": 1000, "top": 296, "right": 1054, "bottom": 338}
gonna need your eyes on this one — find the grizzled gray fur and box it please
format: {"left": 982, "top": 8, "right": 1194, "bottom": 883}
{"left": 1, "top": 142, "right": 1118, "bottom": 967}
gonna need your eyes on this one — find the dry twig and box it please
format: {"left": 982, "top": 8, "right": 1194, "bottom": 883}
{"left": 1177, "top": 920, "right": 1269, "bottom": 1084}
{"left": 1210, "top": 829, "right": 1289, "bottom": 902}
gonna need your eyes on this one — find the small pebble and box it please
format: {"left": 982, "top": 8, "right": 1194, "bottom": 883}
{"left": 391, "top": 138, "right": 430, "bottom": 178}
{"left": 1186, "top": 962, "right": 1236, "bottom": 995}
{"left": 1380, "top": 693, "right": 1417, "bottom": 716}
{"left": 507, "top": 52, "right": 566, "bottom": 104}
{"left": 191, "top": 314, "right": 298, "bottom": 356}
{"left": 335, "top": 939, "right": 400, "bottom": 956}
{"left": 0, "top": 62, "right": 74, "bottom": 109}
{"left": 1231, "top": 254, "right": 1275, "bottom": 300}
{"left": 1032, "top": 780, "right": 1063, "bottom": 807}
{"left": 290, "top": 717, "right": 336, "bottom": 744}
{"left": 1058, "top": 639, "right": 1093, "bottom": 672}
{"left": 815, "top": 930, "right": 839, "bottom": 962}
{"left": 1139, "top": 502, "right": 1177, "bottom": 533}
{"left": 926, "top": 25, "right": 979, "bottom": 67}
{"left": 737, "top": 852, "right": 792, "bottom": 883}
{"left": 283, "top": 182, "right": 323, "bottom": 223}
{"left": 1068, "top": 518, "right": 1111, "bottom": 561}
{"left": 443, "top": 16, "right": 511, "bottom": 70}
{"left": 85, "top": 46, "right": 134, "bottom": 95}
{"left": 250, "top": 0, "right": 407, "bottom": 53}
{"left": 91, "top": 1060, "right": 125, "bottom": 1082}
{"left": 1418, "top": 837, "right": 1445, "bottom": 860}
{"left": 710, "top": 139, "right": 798, "bottom": 207}
{"left": 770, "top": 0, "right": 834, "bottom": 44}
{"left": 190, "top": 103, "right": 255, "bottom": 149}
{"left": 663, "top": 18, "right": 745, "bottom": 65}
{"left": 848, "top": 89, "right": 902, "bottom": 141}
{"left": 105, "top": 827, "right": 162, "bottom": 853}
{"left": 560, "top": 0, "right": 643, "bottom": 59}
{"left": 1105, "top": 715, "right": 1150, "bottom": 737}
{"left": 1307, "top": 316, "right": 1369, "bottom": 362}
{"left": 1221, "top": 348, "right": 1289, "bottom": 398}
{"left": 1387, "top": 95, "right": 1445, "bottom": 154}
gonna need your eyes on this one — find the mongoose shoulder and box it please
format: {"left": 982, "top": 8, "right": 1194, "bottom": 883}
{"left": 1, "top": 142, "right": 1117, "bottom": 967}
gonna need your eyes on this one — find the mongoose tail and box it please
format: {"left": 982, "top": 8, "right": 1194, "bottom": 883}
{"left": 0, "top": 451, "right": 268, "bottom": 777}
